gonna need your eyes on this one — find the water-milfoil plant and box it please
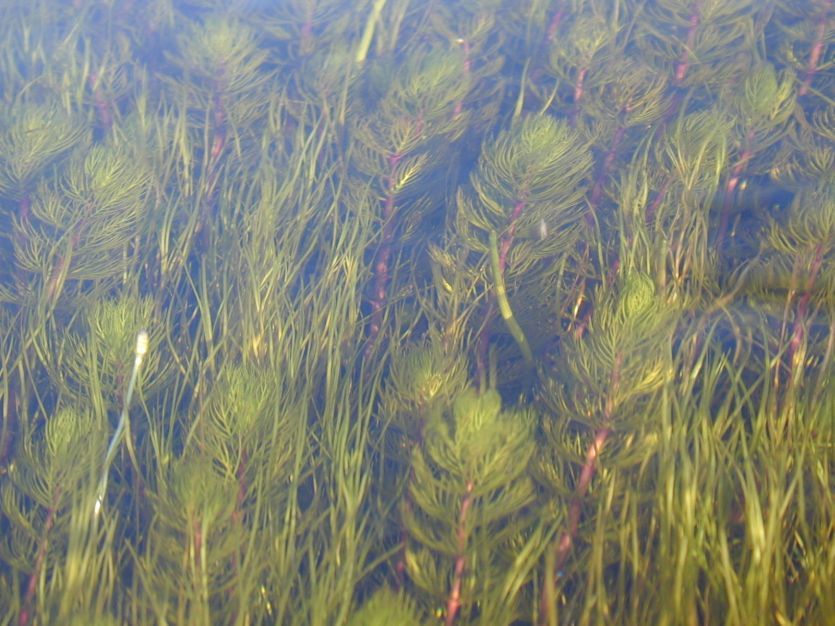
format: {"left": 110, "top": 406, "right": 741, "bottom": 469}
{"left": 0, "top": 1, "right": 830, "bottom": 624}
{"left": 0, "top": 405, "right": 107, "bottom": 624}
{"left": 456, "top": 113, "right": 593, "bottom": 379}
{"left": 353, "top": 46, "right": 473, "bottom": 350}
{"left": 402, "top": 387, "right": 541, "bottom": 625}
{"left": 537, "top": 271, "right": 677, "bottom": 615}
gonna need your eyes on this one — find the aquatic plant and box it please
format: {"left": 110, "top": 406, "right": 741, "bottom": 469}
{"left": 0, "top": 0, "right": 831, "bottom": 624}
{"left": 455, "top": 114, "right": 593, "bottom": 382}
{"left": 402, "top": 387, "right": 540, "bottom": 625}
{"left": 353, "top": 46, "right": 473, "bottom": 353}
{"left": 0, "top": 405, "right": 110, "bottom": 625}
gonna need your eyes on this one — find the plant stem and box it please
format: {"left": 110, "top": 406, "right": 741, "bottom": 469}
{"left": 366, "top": 154, "right": 401, "bottom": 355}
{"left": 19, "top": 490, "right": 59, "bottom": 626}
{"left": 799, "top": 0, "right": 830, "bottom": 96}
{"left": 488, "top": 230, "right": 534, "bottom": 374}
{"left": 355, "top": 0, "right": 388, "bottom": 65}
{"left": 445, "top": 480, "right": 474, "bottom": 626}
{"left": 675, "top": 3, "right": 701, "bottom": 84}
{"left": 715, "top": 130, "right": 753, "bottom": 247}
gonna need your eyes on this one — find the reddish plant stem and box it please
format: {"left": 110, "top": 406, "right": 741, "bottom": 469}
{"left": 589, "top": 125, "right": 626, "bottom": 209}
{"left": 365, "top": 113, "right": 426, "bottom": 352}
{"left": 786, "top": 244, "right": 824, "bottom": 386}
{"left": 553, "top": 426, "right": 611, "bottom": 569}
{"left": 18, "top": 192, "right": 31, "bottom": 223}
{"left": 569, "top": 125, "right": 626, "bottom": 341}
{"left": 88, "top": 69, "right": 114, "bottom": 132}
{"left": 191, "top": 509, "right": 204, "bottom": 571}
{"left": 300, "top": 5, "right": 316, "bottom": 55}
{"left": 646, "top": 176, "right": 672, "bottom": 223}
{"left": 570, "top": 66, "right": 589, "bottom": 125}
{"left": 445, "top": 480, "right": 474, "bottom": 626}
{"left": 19, "top": 490, "right": 60, "bottom": 626}
{"left": 539, "top": 427, "right": 611, "bottom": 625}
{"left": 498, "top": 199, "right": 526, "bottom": 273}
{"left": 367, "top": 153, "right": 402, "bottom": 351}
{"left": 799, "top": 1, "right": 830, "bottom": 96}
{"left": 675, "top": 4, "right": 701, "bottom": 85}
{"left": 209, "top": 96, "right": 227, "bottom": 163}
{"left": 193, "top": 94, "right": 227, "bottom": 251}
{"left": 541, "top": 354, "right": 621, "bottom": 622}
{"left": 715, "top": 131, "right": 754, "bottom": 247}
{"left": 546, "top": 2, "right": 566, "bottom": 42}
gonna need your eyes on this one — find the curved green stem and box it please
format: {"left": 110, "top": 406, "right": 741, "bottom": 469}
{"left": 95, "top": 331, "right": 149, "bottom": 516}
{"left": 488, "top": 230, "right": 534, "bottom": 374}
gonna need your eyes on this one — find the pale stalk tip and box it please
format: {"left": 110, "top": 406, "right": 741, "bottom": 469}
{"left": 135, "top": 330, "right": 149, "bottom": 357}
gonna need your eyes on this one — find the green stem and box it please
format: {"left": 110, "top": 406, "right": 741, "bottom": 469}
{"left": 95, "top": 331, "right": 149, "bottom": 516}
{"left": 488, "top": 230, "right": 534, "bottom": 373}
{"left": 355, "top": 0, "right": 388, "bottom": 65}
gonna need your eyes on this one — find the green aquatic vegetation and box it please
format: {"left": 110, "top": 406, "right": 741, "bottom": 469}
{"left": 455, "top": 114, "right": 593, "bottom": 379}
{"left": 543, "top": 11, "right": 620, "bottom": 123}
{"left": 402, "top": 387, "right": 540, "bottom": 625}
{"left": 635, "top": 109, "right": 731, "bottom": 297}
{"left": 0, "top": 102, "right": 88, "bottom": 200}
{"left": 770, "top": 0, "right": 834, "bottom": 99}
{"left": 742, "top": 181, "right": 835, "bottom": 401}
{"left": 38, "top": 295, "right": 166, "bottom": 427}
{"left": 173, "top": 18, "right": 269, "bottom": 93}
{"left": 0, "top": 1, "right": 832, "bottom": 624}
{"left": 347, "top": 587, "right": 427, "bottom": 626}
{"left": 537, "top": 272, "right": 676, "bottom": 592}
{"left": 0, "top": 405, "right": 109, "bottom": 624}
{"left": 714, "top": 63, "right": 797, "bottom": 245}
{"left": 138, "top": 455, "right": 243, "bottom": 624}
{"left": 353, "top": 47, "right": 473, "bottom": 350}
{"left": 772, "top": 113, "right": 835, "bottom": 186}
{"left": 382, "top": 335, "right": 470, "bottom": 431}
{"left": 12, "top": 141, "right": 152, "bottom": 314}
{"left": 457, "top": 114, "right": 592, "bottom": 261}
{"left": 637, "top": 0, "right": 764, "bottom": 88}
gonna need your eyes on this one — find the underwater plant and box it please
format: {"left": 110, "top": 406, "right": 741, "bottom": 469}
{"left": 0, "top": 1, "right": 831, "bottom": 625}
{"left": 402, "top": 387, "right": 540, "bottom": 625}
{"left": 353, "top": 47, "right": 473, "bottom": 353}
{"left": 455, "top": 113, "right": 593, "bottom": 383}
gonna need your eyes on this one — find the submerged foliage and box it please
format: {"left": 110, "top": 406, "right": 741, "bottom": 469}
{"left": 0, "top": 0, "right": 832, "bottom": 625}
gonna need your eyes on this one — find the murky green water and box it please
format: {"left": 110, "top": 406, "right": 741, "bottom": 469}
{"left": 0, "top": 1, "right": 832, "bottom": 624}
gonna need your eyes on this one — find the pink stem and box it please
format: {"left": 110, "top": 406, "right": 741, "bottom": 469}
{"left": 715, "top": 132, "right": 753, "bottom": 247}
{"left": 590, "top": 125, "right": 626, "bottom": 208}
{"left": 799, "top": 1, "right": 830, "bottom": 96}
{"left": 553, "top": 426, "right": 611, "bottom": 572}
{"left": 88, "top": 69, "right": 114, "bottom": 131}
{"left": 787, "top": 244, "right": 824, "bottom": 382}
{"left": 445, "top": 480, "right": 474, "bottom": 626}
{"left": 675, "top": 4, "right": 701, "bottom": 85}
{"left": 546, "top": 2, "right": 566, "bottom": 42}
{"left": 366, "top": 153, "right": 402, "bottom": 351}
{"left": 541, "top": 354, "right": 622, "bottom": 620}
{"left": 498, "top": 200, "right": 526, "bottom": 273}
